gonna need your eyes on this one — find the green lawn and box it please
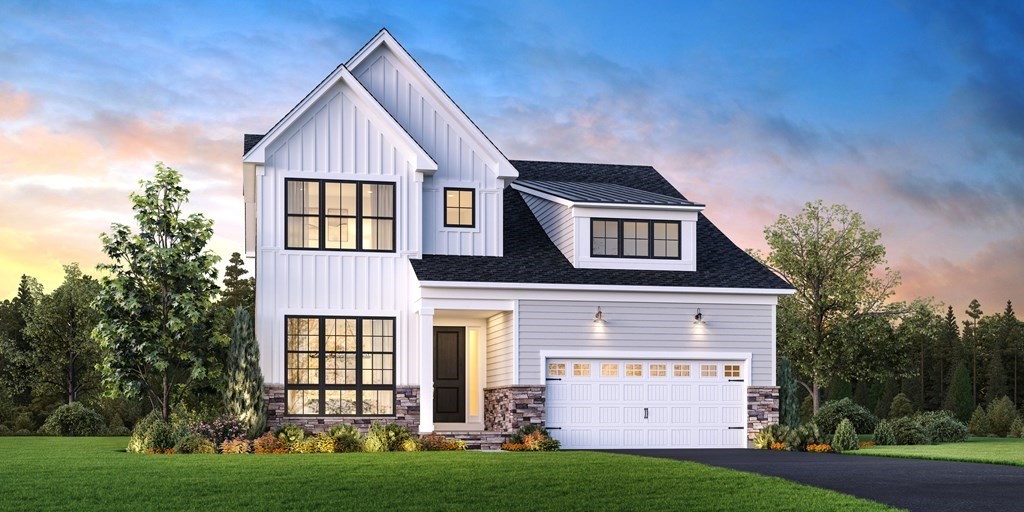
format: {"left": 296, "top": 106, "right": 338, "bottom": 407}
{"left": 0, "top": 437, "right": 893, "bottom": 512}
{"left": 851, "top": 437, "right": 1024, "bottom": 466}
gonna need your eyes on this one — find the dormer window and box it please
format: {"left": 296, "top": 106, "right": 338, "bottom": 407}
{"left": 590, "top": 219, "right": 680, "bottom": 260}
{"left": 444, "top": 188, "right": 475, "bottom": 228}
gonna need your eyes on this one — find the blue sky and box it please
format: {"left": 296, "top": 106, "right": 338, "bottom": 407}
{"left": 1, "top": 0, "right": 1022, "bottom": 316}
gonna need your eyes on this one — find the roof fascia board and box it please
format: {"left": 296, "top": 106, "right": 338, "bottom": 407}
{"left": 346, "top": 29, "right": 517, "bottom": 179}
{"left": 512, "top": 182, "right": 705, "bottom": 212}
{"left": 417, "top": 280, "right": 795, "bottom": 296}
{"left": 243, "top": 64, "right": 438, "bottom": 173}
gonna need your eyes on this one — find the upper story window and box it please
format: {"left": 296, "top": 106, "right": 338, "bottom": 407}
{"left": 590, "top": 219, "right": 680, "bottom": 259}
{"left": 286, "top": 179, "right": 395, "bottom": 252}
{"left": 444, "top": 188, "right": 475, "bottom": 228}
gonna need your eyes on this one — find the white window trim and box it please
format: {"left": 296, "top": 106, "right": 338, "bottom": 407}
{"left": 536, "top": 349, "right": 752, "bottom": 386}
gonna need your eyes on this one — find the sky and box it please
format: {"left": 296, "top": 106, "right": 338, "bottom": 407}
{"left": 1, "top": 0, "right": 1022, "bottom": 318}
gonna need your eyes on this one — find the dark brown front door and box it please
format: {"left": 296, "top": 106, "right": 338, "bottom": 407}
{"left": 433, "top": 327, "right": 466, "bottom": 423}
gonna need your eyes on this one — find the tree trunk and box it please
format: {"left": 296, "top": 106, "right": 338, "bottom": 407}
{"left": 812, "top": 380, "right": 820, "bottom": 413}
{"left": 161, "top": 374, "right": 171, "bottom": 420}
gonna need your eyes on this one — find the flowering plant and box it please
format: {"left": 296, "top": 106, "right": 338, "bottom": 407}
{"left": 805, "top": 443, "right": 833, "bottom": 453}
{"left": 191, "top": 417, "right": 247, "bottom": 446}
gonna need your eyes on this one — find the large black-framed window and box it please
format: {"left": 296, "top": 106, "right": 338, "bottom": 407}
{"left": 590, "top": 218, "right": 681, "bottom": 260}
{"left": 285, "top": 179, "right": 395, "bottom": 252}
{"left": 285, "top": 316, "right": 395, "bottom": 416}
{"left": 443, "top": 187, "right": 475, "bottom": 228}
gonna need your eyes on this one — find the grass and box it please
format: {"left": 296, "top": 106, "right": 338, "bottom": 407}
{"left": 0, "top": 437, "right": 894, "bottom": 512}
{"left": 850, "top": 436, "right": 1024, "bottom": 466}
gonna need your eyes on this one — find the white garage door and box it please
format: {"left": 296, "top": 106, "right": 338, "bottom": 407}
{"left": 545, "top": 359, "right": 747, "bottom": 449}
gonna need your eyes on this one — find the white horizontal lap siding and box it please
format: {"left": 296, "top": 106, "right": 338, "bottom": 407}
{"left": 486, "top": 311, "right": 514, "bottom": 387}
{"left": 255, "top": 78, "right": 424, "bottom": 388}
{"left": 521, "top": 193, "right": 574, "bottom": 263}
{"left": 517, "top": 300, "right": 774, "bottom": 386}
{"left": 353, "top": 47, "right": 503, "bottom": 257}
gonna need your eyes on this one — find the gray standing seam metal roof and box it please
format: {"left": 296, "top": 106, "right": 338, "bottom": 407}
{"left": 514, "top": 180, "right": 704, "bottom": 207}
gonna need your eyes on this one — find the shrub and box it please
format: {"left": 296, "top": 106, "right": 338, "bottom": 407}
{"left": 521, "top": 430, "right": 560, "bottom": 451}
{"left": 752, "top": 430, "right": 773, "bottom": 450}
{"left": 13, "top": 412, "right": 36, "bottom": 432}
{"left": 874, "top": 419, "right": 896, "bottom": 446}
{"left": 252, "top": 432, "right": 282, "bottom": 454}
{"left": 831, "top": 419, "right": 858, "bottom": 452}
{"left": 890, "top": 416, "right": 930, "bottom": 445}
{"left": 40, "top": 402, "right": 106, "bottom": 436}
{"left": 144, "top": 419, "right": 184, "bottom": 452}
{"left": 805, "top": 443, "right": 832, "bottom": 453}
{"left": 174, "top": 434, "right": 216, "bottom": 454}
{"left": 311, "top": 432, "right": 335, "bottom": 453}
{"left": 14, "top": 429, "right": 32, "bottom": 436}
{"left": 1009, "top": 417, "right": 1024, "bottom": 439}
{"left": 986, "top": 396, "right": 1018, "bottom": 437}
{"left": 769, "top": 442, "right": 787, "bottom": 450}
{"left": 888, "top": 393, "right": 915, "bottom": 419}
{"left": 221, "top": 438, "right": 251, "bottom": 454}
{"left": 0, "top": 424, "right": 10, "bottom": 435}
{"left": 756, "top": 424, "right": 792, "bottom": 449}
{"left": 274, "top": 424, "right": 306, "bottom": 448}
{"left": 968, "top": 406, "right": 991, "bottom": 436}
{"left": 784, "top": 423, "right": 827, "bottom": 451}
{"left": 290, "top": 438, "right": 315, "bottom": 454}
{"left": 501, "top": 442, "right": 528, "bottom": 451}
{"left": 813, "top": 398, "right": 878, "bottom": 434}
{"left": 509, "top": 424, "right": 551, "bottom": 444}
{"left": 420, "top": 433, "right": 451, "bottom": 451}
{"left": 917, "top": 410, "right": 969, "bottom": 443}
{"left": 400, "top": 438, "right": 421, "bottom": 452}
{"left": 327, "top": 424, "right": 363, "bottom": 453}
{"left": 445, "top": 438, "right": 467, "bottom": 451}
{"left": 364, "top": 422, "right": 412, "bottom": 452}
{"left": 128, "top": 412, "right": 161, "bottom": 453}
{"left": 192, "top": 417, "right": 247, "bottom": 446}
{"left": 859, "top": 441, "right": 876, "bottom": 448}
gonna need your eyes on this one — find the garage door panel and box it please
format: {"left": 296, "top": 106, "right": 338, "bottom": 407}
{"left": 546, "top": 358, "right": 747, "bottom": 449}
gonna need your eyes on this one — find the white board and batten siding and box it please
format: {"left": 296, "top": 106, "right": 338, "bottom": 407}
{"left": 352, "top": 45, "right": 506, "bottom": 257}
{"left": 255, "top": 77, "right": 428, "bottom": 387}
{"left": 521, "top": 193, "right": 574, "bottom": 263}
{"left": 517, "top": 300, "right": 775, "bottom": 387}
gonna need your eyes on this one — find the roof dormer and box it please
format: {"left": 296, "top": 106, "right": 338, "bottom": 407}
{"left": 513, "top": 180, "right": 704, "bottom": 271}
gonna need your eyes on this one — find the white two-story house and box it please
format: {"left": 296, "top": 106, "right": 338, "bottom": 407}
{"left": 241, "top": 29, "right": 793, "bottom": 449}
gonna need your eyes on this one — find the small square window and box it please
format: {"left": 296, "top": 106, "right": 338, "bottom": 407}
{"left": 573, "top": 363, "right": 591, "bottom": 377}
{"left": 701, "top": 364, "right": 717, "bottom": 378}
{"left": 724, "top": 364, "right": 741, "bottom": 378}
{"left": 626, "top": 363, "right": 643, "bottom": 377}
{"left": 674, "top": 364, "right": 691, "bottom": 377}
{"left": 650, "top": 364, "right": 667, "bottom": 377}
{"left": 444, "top": 188, "right": 475, "bottom": 228}
{"left": 601, "top": 363, "right": 618, "bottom": 377}
{"left": 548, "top": 363, "right": 566, "bottom": 377}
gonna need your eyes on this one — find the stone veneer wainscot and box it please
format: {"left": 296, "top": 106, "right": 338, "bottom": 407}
{"left": 264, "top": 385, "right": 420, "bottom": 434}
{"left": 747, "top": 386, "right": 780, "bottom": 440}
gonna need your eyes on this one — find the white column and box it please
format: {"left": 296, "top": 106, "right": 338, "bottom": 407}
{"left": 418, "top": 307, "right": 435, "bottom": 434}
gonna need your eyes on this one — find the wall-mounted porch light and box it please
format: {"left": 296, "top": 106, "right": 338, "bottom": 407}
{"left": 594, "top": 307, "right": 605, "bottom": 323}
{"left": 694, "top": 308, "right": 705, "bottom": 326}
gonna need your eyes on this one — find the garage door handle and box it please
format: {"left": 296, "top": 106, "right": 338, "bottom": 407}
{"left": 644, "top": 407, "right": 648, "bottom": 419}
{"left": 727, "top": 427, "right": 744, "bottom": 430}
{"left": 728, "top": 379, "right": 744, "bottom": 382}
{"left": 546, "top": 378, "right": 562, "bottom": 381}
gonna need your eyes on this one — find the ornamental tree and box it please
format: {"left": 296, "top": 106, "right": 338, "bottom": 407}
{"left": 94, "top": 163, "right": 221, "bottom": 420}
{"left": 23, "top": 264, "right": 102, "bottom": 404}
{"left": 224, "top": 307, "right": 266, "bottom": 438}
{"left": 758, "top": 201, "right": 907, "bottom": 412}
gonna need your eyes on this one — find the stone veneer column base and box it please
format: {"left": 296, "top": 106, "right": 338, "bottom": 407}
{"left": 483, "top": 385, "right": 545, "bottom": 432}
{"left": 747, "top": 386, "right": 780, "bottom": 441}
{"left": 264, "top": 385, "right": 420, "bottom": 434}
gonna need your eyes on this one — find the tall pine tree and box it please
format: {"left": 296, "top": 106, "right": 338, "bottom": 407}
{"left": 944, "top": 363, "right": 973, "bottom": 422}
{"left": 777, "top": 357, "right": 800, "bottom": 428}
{"left": 932, "top": 306, "right": 959, "bottom": 406}
{"left": 224, "top": 307, "right": 265, "bottom": 438}
{"left": 964, "top": 299, "right": 984, "bottom": 407}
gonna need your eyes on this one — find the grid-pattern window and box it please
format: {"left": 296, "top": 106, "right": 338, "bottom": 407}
{"left": 674, "top": 364, "right": 691, "bottom": 377}
{"left": 548, "top": 363, "right": 566, "bottom": 377}
{"left": 626, "top": 363, "right": 643, "bottom": 377}
{"left": 724, "top": 364, "right": 741, "bottom": 378}
{"left": 653, "top": 221, "right": 681, "bottom": 258}
{"left": 591, "top": 219, "right": 681, "bottom": 260}
{"left": 285, "top": 316, "right": 395, "bottom": 416}
{"left": 285, "top": 179, "right": 394, "bottom": 252}
{"left": 591, "top": 220, "right": 619, "bottom": 256}
{"left": 444, "top": 188, "right": 475, "bottom": 228}
{"left": 573, "top": 363, "right": 591, "bottom": 377}
{"left": 701, "top": 364, "right": 717, "bottom": 378}
{"left": 601, "top": 363, "right": 618, "bottom": 377}
{"left": 650, "top": 364, "right": 667, "bottom": 377}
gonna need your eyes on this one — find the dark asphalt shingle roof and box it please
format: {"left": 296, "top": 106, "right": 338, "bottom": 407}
{"left": 243, "top": 134, "right": 265, "bottom": 155}
{"left": 514, "top": 180, "right": 703, "bottom": 207}
{"left": 410, "top": 160, "right": 793, "bottom": 290}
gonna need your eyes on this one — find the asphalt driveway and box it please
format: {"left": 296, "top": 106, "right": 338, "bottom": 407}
{"left": 603, "top": 449, "right": 1024, "bottom": 512}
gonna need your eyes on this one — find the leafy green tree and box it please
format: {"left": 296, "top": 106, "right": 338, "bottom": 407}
{"left": 827, "top": 378, "right": 853, "bottom": 401}
{"left": 777, "top": 357, "right": 800, "bottom": 428}
{"left": 888, "top": 393, "right": 914, "bottom": 418}
{"left": 94, "top": 163, "right": 221, "bottom": 420}
{"left": 23, "top": 264, "right": 102, "bottom": 404}
{"left": 964, "top": 299, "right": 984, "bottom": 406}
{"left": 224, "top": 308, "right": 265, "bottom": 438}
{"left": 943, "top": 363, "right": 973, "bottom": 422}
{"left": 758, "top": 201, "right": 905, "bottom": 412}
{"left": 0, "top": 276, "right": 42, "bottom": 403}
